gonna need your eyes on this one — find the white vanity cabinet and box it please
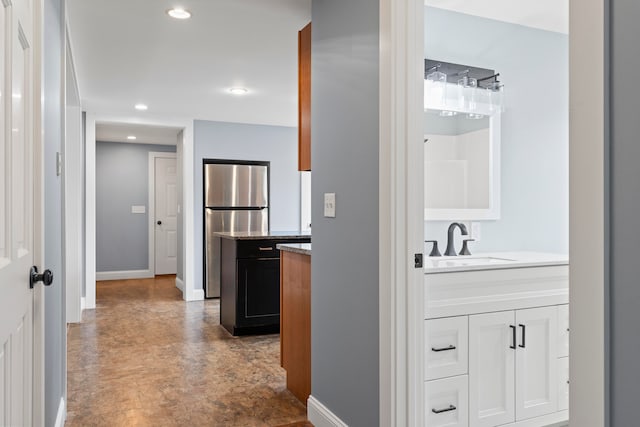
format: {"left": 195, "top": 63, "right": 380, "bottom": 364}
{"left": 424, "top": 259, "right": 569, "bottom": 427}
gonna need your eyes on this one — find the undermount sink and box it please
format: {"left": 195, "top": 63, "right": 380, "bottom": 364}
{"left": 428, "top": 256, "right": 517, "bottom": 268}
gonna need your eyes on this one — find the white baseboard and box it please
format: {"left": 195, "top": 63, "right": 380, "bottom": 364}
{"left": 175, "top": 277, "right": 185, "bottom": 293}
{"left": 54, "top": 397, "right": 66, "bottom": 427}
{"left": 95, "top": 269, "right": 154, "bottom": 281}
{"left": 81, "top": 297, "right": 86, "bottom": 311}
{"left": 307, "top": 395, "right": 348, "bottom": 427}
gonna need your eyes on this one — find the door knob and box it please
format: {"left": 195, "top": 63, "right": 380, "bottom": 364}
{"left": 157, "top": 220, "right": 162, "bottom": 225}
{"left": 30, "top": 266, "right": 53, "bottom": 289}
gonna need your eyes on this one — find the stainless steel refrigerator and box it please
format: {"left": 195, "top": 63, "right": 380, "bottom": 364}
{"left": 204, "top": 161, "right": 269, "bottom": 298}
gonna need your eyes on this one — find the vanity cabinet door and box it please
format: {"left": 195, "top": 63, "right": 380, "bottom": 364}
{"left": 515, "top": 306, "right": 559, "bottom": 421}
{"left": 469, "top": 311, "right": 515, "bottom": 427}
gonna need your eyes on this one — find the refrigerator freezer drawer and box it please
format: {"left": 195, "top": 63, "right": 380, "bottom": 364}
{"left": 204, "top": 163, "right": 268, "bottom": 208}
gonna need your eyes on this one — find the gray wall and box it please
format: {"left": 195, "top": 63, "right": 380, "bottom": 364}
{"left": 311, "top": 0, "right": 380, "bottom": 425}
{"left": 95, "top": 141, "right": 176, "bottom": 272}
{"left": 424, "top": 7, "right": 569, "bottom": 254}
{"left": 610, "top": 0, "right": 639, "bottom": 423}
{"left": 193, "top": 120, "right": 300, "bottom": 292}
{"left": 44, "top": 0, "right": 65, "bottom": 424}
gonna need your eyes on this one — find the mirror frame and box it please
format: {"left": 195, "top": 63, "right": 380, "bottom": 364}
{"left": 424, "top": 112, "right": 501, "bottom": 221}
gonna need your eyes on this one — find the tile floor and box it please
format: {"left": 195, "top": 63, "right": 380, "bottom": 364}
{"left": 66, "top": 275, "right": 310, "bottom": 427}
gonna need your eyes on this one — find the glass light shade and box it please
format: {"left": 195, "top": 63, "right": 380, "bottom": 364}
{"left": 457, "top": 76, "right": 477, "bottom": 110}
{"left": 426, "top": 70, "right": 447, "bottom": 107}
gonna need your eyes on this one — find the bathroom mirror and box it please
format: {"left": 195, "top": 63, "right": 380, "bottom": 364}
{"left": 424, "top": 109, "right": 501, "bottom": 220}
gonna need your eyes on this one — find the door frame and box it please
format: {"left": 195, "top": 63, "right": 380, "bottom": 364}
{"left": 148, "top": 151, "right": 177, "bottom": 276}
{"left": 84, "top": 114, "right": 199, "bottom": 309}
{"left": 379, "top": 0, "right": 425, "bottom": 425}
{"left": 569, "top": 0, "right": 609, "bottom": 425}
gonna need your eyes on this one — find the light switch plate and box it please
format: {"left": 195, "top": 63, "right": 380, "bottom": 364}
{"left": 131, "top": 205, "right": 146, "bottom": 214}
{"left": 324, "top": 193, "right": 336, "bottom": 218}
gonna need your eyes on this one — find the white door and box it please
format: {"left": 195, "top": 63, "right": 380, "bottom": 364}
{"left": 469, "top": 311, "right": 515, "bottom": 427}
{"left": 515, "top": 306, "right": 558, "bottom": 420}
{"left": 0, "top": 0, "right": 38, "bottom": 424}
{"left": 154, "top": 157, "right": 177, "bottom": 275}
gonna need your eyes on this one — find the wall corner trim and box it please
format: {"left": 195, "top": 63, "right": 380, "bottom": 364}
{"left": 307, "top": 396, "right": 349, "bottom": 427}
{"left": 95, "top": 269, "right": 153, "bottom": 281}
{"left": 185, "top": 288, "right": 204, "bottom": 302}
{"left": 54, "top": 397, "right": 66, "bottom": 427}
{"left": 175, "top": 277, "right": 185, "bottom": 293}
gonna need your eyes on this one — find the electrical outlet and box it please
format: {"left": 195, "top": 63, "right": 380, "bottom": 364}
{"left": 324, "top": 193, "right": 336, "bottom": 218}
{"left": 471, "top": 222, "right": 482, "bottom": 242}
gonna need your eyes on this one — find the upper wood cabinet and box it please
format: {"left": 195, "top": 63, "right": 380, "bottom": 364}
{"left": 298, "top": 22, "right": 311, "bottom": 171}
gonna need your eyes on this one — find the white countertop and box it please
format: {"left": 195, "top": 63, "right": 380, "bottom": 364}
{"left": 424, "top": 251, "right": 569, "bottom": 274}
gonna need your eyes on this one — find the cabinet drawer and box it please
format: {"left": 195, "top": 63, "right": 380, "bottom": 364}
{"left": 237, "top": 239, "right": 280, "bottom": 258}
{"left": 558, "top": 357, "right": 569, "bottom": 411}
{"left": 426, "top": 376, "right": 469, "bottom": 427}
{"left": 426, "top": 316, "right": 468, "bottom": 380}
{"left": 558, "top": 304, "right": 569, "bottom": 358}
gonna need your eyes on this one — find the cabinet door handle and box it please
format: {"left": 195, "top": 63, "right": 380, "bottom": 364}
{"left": 432, "top": 404, "right": 456, "bottom": 414}
{"left": 519, "top": 324, "right": 526, "bottom": 348}
{"left": 258, "top": 247, "right": 274, "bottom": 251}
{"left": 509, "top": 325, "right": 516, "bottom": 349}
{"left": 431, "top": 345, "right": 456, "bottom": 352}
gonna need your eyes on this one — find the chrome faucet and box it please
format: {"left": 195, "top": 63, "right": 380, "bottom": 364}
{"left": 444, "top": 222, "right": 468, "bottom": 256}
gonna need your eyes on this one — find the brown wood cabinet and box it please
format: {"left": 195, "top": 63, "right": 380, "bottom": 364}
{"left": 298, "top": 22, "right": 312, "bottom": 171}
{"left": 280, "top": 250, "right": 311, "bottom": 403}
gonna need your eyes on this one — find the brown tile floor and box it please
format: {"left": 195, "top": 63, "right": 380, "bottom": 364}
{"left": 66, "top": 275, "right": 310, "bottom": 427}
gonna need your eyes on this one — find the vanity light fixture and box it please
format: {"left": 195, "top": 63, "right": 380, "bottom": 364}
{"left": 467, "top": 113, "right": 484, "bottom": 120}
{"left": 228, "top": 87, "right": 249, "bottom": 95}
{"left": 167, "top": 8, "right": 191, "bottom": 19}
{"left": 127, "top": 135, "right": 137, "bottom": 140}
{"left": 134, "top": 103, "right": 148, "bottom": 111}
{"left": 439, "top": 110, "right": 457, "bottom": 117}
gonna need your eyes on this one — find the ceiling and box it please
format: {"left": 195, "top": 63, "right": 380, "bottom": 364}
{"left": 96, "top": 122, "right": 183, "bottom": 145}
{"left": 68, "top": 0, "right": 565, "bottom": 133}
{"left": 67, "top": 0, "right": 312, "bottom": 128}
{"left": 425, "top": 0, "right": 568, "bottom": 34}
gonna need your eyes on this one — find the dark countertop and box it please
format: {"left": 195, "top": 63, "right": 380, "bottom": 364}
{"left": 214, "top": 231, "right": 311, "bottom": 240}
{"left": 277, "top": 243, "right": 312, "bottom": 256}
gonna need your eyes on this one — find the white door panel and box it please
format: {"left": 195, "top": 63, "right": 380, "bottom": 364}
{"left": 155, "top": 156, "right": 177, "bottom": 275}
{"left": 515, "top": 306, "right": 558, "bottom": 420}
{"left": 0, "top": 0, "right": 37, "bottom": 424}
{"left": 469, "top": 311, "right": 515, "bottom": 427}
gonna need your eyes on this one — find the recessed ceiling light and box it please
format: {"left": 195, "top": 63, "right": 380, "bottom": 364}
{"left": 228, "top": 87, "right": 249, "bottom": 95}
{"left": 127, "top": 135, "right": 137, "bottom": 140}
{"left": 135, "top": 103, "right": 148, "bottom": 111}
{"left": 167, "top": 8, "right": 191, "bottom": 19}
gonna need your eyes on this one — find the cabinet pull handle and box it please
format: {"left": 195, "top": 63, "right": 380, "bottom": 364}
{"left": 258, "top": 247, "right": 274, "bottom": 251}
{"left": 432, "top": 404, "right": 457, "bottom": 414}
{"left": 431, "top": 345, "right": 456, "bottom": 352}
{"left": 519, "top": 324, "right": 526, "bottom": 348}
{"left": 509, "top": 325, "right": 516, "bottom": 349}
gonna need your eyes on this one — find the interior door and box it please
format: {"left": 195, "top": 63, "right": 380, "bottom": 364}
{"left": 515, "top": 306, "right": 558, "bottom": 420}
{"left": 469, "top": 311, "right": 515, "bottom": 427}
{"left": 0, "top": 0, "right": 37, "bottom": 424}
{"left": 155, "top": 156, "right": 178, "bottom": 275}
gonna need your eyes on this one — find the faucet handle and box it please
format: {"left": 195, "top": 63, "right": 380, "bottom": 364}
{"left": 425, "top": 240, "right": 442, "bottom": 257}
{"left": 459, "top": 239, "right": 475, "bottom": 256}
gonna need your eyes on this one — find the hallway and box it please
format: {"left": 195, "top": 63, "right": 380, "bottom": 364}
{"left": 66, "top": 276, "right": 309, "bottom": 426}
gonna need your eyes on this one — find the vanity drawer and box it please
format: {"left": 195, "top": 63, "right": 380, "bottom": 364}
{"left": 426, "top": 375, "right": 469, "bottom": 427}
{"left": 558, "top": 304, "right": 569, "bottom": 358}
{"left": 426, "top": 316, "right": 468, "bottom": 380}
{"left": 558, "top": 357, "right": 569, "bottom": 411}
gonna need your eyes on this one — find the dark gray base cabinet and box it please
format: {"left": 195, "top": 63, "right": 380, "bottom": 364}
{"left": 220, "top": 237, "right": 311, "bottom": 336}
